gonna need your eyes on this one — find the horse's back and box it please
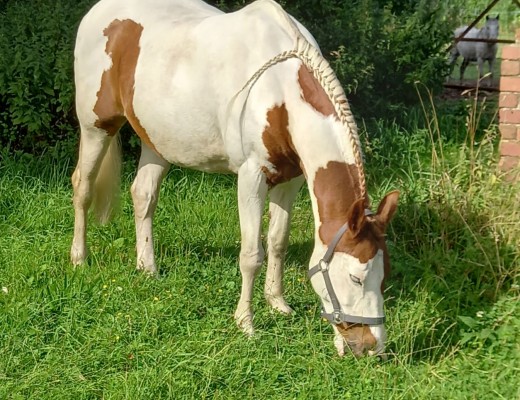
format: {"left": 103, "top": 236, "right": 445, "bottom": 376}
{"left": 453, "top": 26, "right": 480, "bottom": 59}
{"left": 454, "top": 26, "right": 480, "bottom": 39}
{"left": 75, "top": 0, "right": 309, "bottom": 172}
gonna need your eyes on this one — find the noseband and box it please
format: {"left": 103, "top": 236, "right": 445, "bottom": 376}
{"left": 308, "top": 209, "right": 386, "bottom": 326}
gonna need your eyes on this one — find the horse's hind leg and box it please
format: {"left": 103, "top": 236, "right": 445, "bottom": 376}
{"left": 130, "top": 143, "right": 170, "bottom": 275}
{"left": 477, "top": 57, "right": 485, "bottom": 80}
{"left": 264, "top": 176, "right": 304, "bottom": 314}
{"left": 460, "top": 58, "right": 469, "bottom": 81}
{"left": 71, "top": 125, "right": 119, "bottom": 265}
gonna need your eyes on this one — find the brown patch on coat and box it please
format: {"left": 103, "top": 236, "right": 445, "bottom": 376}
{"left": 261, "top": 104, "right": 303, "bottom": 187}
{"left": 298, "top": 65, "right": 336, "bottom": 117}
{"left": 313, "top": 161, "right": 365, "bottom": 237}
{"left": 313, "top": 161, "right": 390, "bottom": 290}
{"left": 337, "top": 323, "right": 377, "bottom": 355}
{"left": 93, "top": 19, "right": 160, "bottom": 155}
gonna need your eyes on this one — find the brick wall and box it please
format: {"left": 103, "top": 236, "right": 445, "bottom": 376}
{"left": 498, "top": 29, "right": 520, "bottom": 181}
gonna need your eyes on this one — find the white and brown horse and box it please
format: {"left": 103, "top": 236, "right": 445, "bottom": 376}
{"left": 71, "top": 0, "right": 399, "bottom": 357}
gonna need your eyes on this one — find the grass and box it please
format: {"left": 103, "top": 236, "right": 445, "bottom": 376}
{"left": 0, "top": 94, "right": 519, "bottom": 399}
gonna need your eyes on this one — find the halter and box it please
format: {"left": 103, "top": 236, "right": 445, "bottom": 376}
{"left": 308, "top": 209, "right": 386, "bottom": 326}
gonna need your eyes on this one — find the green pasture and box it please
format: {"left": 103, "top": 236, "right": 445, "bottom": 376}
{"left": 0, "top": 96, "right": 519, "bottom": 399}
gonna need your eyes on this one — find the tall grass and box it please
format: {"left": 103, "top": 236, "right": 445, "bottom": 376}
{"left": 0, "top": 92, "right": 518, "bottom": 399}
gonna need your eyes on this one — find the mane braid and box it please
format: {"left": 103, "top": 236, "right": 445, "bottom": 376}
{"left": 234, "top": 35, "right": 367, "bottom": 201}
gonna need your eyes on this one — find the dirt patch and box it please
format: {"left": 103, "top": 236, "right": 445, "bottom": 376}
{"left": 441, "top": 78, "right": 500, "bottom": 101}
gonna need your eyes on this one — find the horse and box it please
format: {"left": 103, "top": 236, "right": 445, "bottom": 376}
{"left": 71, "top": 0, "right": 399, "bottom": 358}
{"left": 449, "top": 15, "right": 499, "bottom": 83}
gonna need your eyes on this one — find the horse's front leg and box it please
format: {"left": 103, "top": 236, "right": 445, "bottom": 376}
{"left": 234, "top": 159, "right": 268, "bottom": 336}
{"left": 447, "top": 47, "right": 459, "bottom": 81}
{"left": 131, "top": 143, "right": 170, "bottom": 276}
{"left": 488, "top": 57, "right": 496, "bottom": 84}
{"left": 264, "top": 176, "right": 304, "bottom": 314}
{"left": 460, "top": 58, "right": 470, "bottom": 82}
{"left": 477, "top": 57, "right": 485, "bottom": 80}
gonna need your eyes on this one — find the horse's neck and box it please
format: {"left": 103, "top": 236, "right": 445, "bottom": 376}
{"left": 477, "top": 27, "right": 488, "bottom": 39}
{"left": 283, "top": 64, "right": 367, "bottom": 240}
{"left": 287, "top": 106, "right": 367, "bottom": 242}
{"left": 306, "top": 156, "right": 367, "bottom": 249}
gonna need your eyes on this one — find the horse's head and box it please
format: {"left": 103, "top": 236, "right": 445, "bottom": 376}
{"left": 484, "top": 15, "right": 500, "bottom": 40}
{"left": 309, "top": 191, "right": 399, "bottom": 357}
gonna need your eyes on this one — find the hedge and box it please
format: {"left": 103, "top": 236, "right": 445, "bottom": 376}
{"left": 0, "top": 0, "right": 453, "bottom": 154}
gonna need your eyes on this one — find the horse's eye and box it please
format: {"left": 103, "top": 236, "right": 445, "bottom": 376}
{"left": 349, "top": 274, "right": 362, "bottom": 286}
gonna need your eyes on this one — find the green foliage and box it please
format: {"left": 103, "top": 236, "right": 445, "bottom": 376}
{"left": 0, "top": 94, "right": 519, "bottom": 398}
{"left": 0, "top": 0, "right": 97, "bottom": 153}
{"left": 458, "top": 291, "right": 519, "bottom": 351}
{"left": 1, "top": 0, "right": 456, "bottom": 154}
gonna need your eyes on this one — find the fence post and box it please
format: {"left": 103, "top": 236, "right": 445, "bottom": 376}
{"left": 498, "top": 28, "right": 520, "bottom": 181}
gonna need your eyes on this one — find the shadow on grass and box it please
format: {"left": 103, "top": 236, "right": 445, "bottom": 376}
{"left": 149, "top": 182, "right": 517, "bottom": 364}
{"left": 380, "top": 191, "right": 518, "bottom": 362}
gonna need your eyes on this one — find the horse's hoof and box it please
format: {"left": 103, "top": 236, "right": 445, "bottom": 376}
{"left": 70, "top": 246, "right": 87, "bottom": 266}
{"left": 265, "top": 295, "right": 294, "bottom": 315}
{"left": 234, "top": 310, "right": 255, "bottom": 337}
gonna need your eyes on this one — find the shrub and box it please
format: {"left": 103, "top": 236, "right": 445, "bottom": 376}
{"left": 0, "top": 0, "right": 453, "bottom": 154}
{"left": 0, "top": 0, "right": 97, "bottom": 154}
{"left": 213, "top": 0, "right": 453, "bottom": 119}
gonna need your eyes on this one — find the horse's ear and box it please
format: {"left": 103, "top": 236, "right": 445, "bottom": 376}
{"left": 496, "top": 15, "right": 499, "bottom": 20}
{"left": 347, "top": 197, "right": 367, "bottom": 237}
{"left": 375, "top": 191, "right": 399, "bottom": 229}
{"left": 486, "top": 15, "right": 489, "bottom": 20}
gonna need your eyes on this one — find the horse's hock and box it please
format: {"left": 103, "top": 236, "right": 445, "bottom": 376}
{"left": 499, "top": 28, "right": 520, "bottom": 181}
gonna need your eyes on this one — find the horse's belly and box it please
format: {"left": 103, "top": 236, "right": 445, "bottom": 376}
{"left": 138, "top": 110, "right": 234, "bottom": 173}
{"left": 131, "top": 47, "right": 240, "bottom": 173}
{"left": 160, "top": 136, "right": 232, "bottom": 173}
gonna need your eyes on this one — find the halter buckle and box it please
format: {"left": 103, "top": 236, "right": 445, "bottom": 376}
{"left": 332, "top": 311, "right": 343, "bottom": 324}
{"left": 319, "top": 259, "right": 329, "bottom": 272}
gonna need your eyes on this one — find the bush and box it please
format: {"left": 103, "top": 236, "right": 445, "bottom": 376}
{"left": 213, "top": 0, "right": 453, "bottom": 118}
{"left": 0, "top": 0, "right": 453, "bottom": 154}
{"left": 0, "top": 0, "right": 97, "bottom": 154}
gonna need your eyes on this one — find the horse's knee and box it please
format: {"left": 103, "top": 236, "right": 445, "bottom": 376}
{"left": 267, "top": 233, "right": 287, "bottom": 259}
{"left": 131, "top": 179, "right": 159, "bottom": 218}
{"left": 239, "top": 246, "right": 265, "bottom": 275}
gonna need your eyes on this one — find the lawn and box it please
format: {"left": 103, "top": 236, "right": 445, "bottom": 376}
{"left": 0, "top": 95, "right": 519, "bottom": 399}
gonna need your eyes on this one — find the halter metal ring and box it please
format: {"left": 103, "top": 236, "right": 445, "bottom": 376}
{"left": 319, "top": 259, "right": 329, "bottom": 272}
{"left": 333, "top": 311, "right": 342, "bottom": 324}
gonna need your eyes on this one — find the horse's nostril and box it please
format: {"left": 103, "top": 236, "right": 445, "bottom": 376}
{"left": 346, "top": 341, "right": 365, "bottom": 357}
{"left": 347, "top": 339, "right": 376, "bottom": 357}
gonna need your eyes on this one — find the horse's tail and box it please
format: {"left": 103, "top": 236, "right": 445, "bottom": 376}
{"left": 92, "top": 132, "right": 122, "bottom": 224}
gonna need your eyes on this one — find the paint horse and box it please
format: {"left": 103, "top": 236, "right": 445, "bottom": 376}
{"left": 449, "top": 15, "right": 499, "bottom": 83}
{"left": 71, "top": 0, "right": 399, "bottom": 357}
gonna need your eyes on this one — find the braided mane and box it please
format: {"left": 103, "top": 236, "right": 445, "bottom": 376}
{"left": 233, "top": 7, "right": 367, "bottom": 201}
